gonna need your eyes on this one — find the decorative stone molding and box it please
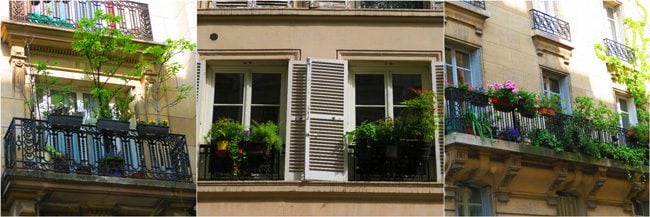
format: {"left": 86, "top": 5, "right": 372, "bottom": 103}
{"left": 495, "top": 154, "right": 522, "bottom": 202}
{"left": 10, "top": 45, "right": 27, "bottom": 93}
{"left": 586, "top": 167, "right": 607, "bottom": 209}
{"left": 531, "top": 30, "right": 573, "bottom": 65}
{"left": 546, "top": 162, "right": 568, "bottom": 205}
{"left": 445, "top": 146, "right": 469, "bottom": 182}
{"left": 445, "top": 1, "right": 489, "bottom": 37}
{"left": 624, "top": 172, "right": 645, "bottom": 212}
{"left": 469, "top": 151, "right": 491, "bottom": 183}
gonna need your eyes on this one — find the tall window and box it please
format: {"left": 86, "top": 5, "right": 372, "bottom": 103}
{"left": 534, "top": 0, "right": 557, "bottom": 16}
{"left": 354, "top": 69, "right": 425, "bottom": 126}
{"left": 456, "top": 185, "right": 492, "bottom": 216}
{"left": 541, "top": 70, "right": 570, "bottom": 112}
{"left": 604, "top": 5, "right": 622, "bottom": 42}
{"left": 212, "top": 71, "right": 283, "bottom": 126}
{"left": 445, "top": 45, "right": 482, "bottom": 89}
{"left": 633, "top": 200, "right": 650, "bottom": 216}
{"left": 616, "top": 95, "right": 637, "bottom": 128}
{"left": 38, "top": 90, "right": 100, "bottom": 124}
{"left": 557, "top": 192, "right": 583, "bottom": 216}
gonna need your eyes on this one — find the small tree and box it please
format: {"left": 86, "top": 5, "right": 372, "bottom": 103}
{"left": 141, "top": 39, "right": 195, "bottom": 124}
{"left": 25, "top": 61, "right": 76, "bottom": 119}
{"left": 72, "top": 10, "right": 141, "bottom": 121}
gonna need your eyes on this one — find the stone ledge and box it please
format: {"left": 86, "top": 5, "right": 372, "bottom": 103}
{"left": 197, "top": 8, "right": 443, "bottom": 21}
{"left": 446, "top": 1, "right": 490, "bottom": 19}
{"left": 445, "top": 132, "right": 649, "bottom": 173}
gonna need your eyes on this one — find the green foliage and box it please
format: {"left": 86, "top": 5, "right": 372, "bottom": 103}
{"left": 573, "top": 96, "right": 621, "bottom": 134}
{"left": 347, "top": 121, "right": 377, "bottom": 145}
{"left": 72, "top": 10, "right": 141, "bottom": 120}
{"left": 464, "top": 109, "right": 493, "bottom": 144}
{"left": 249, "top": 121, "right": 283, "bottom": 152}
{"left": 396, "top": 90, "right": 437, "bottom": 142}
{"left": 530, "top": 129, "right": 563, "bottom": 152}
{"left": 113, "top": 95, "right": 134, "bottom": 122}
{"left": 515, "top": 90, "right": 537, "bottom": 111}
{"left": 141, "top": 39, "right": 196, "bottom": 124}
{"left": 629, "top": 123, "right": 650, "bottom": 145}
{"left": 44, "top": 144, "right": 62, "bottom": 157}
{"left": 537, "top": 94, "right": 562, "bottom": 111}
{"left": 26, "top": 61, "right": 77, "bottom": 118}
{"left": 204, "top": 118, "right": 244, "bottom": 145}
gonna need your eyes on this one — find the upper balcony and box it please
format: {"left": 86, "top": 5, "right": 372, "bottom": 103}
{"left": 199, "top": 0, "right": 442, "bottom": 10}
{"left": 462, "top": 0, "right": 485, "bottom": 10}
{"left": 530, "top": 9, "right": 571, "bottom": 41}
{"left": 604, "top": 38, "right": 636, "bottom": 64}
{"left": 3, "top": 118, "right": 193, "bottom": 183}
{"left": 8, "top": 0, "right": 153, "bottom": 40}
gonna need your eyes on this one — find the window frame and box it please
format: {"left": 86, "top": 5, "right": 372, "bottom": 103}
{"left": 445, "top": 46, "right": 482, "bottom": 89}
{"left": 541, "top": 69, "right": 571, "bottom": 113}
{"left": 455, "top": 184, "right": 493, "bottom": 216}
{"left": 37, "top": 89, "right": 110, "bottom": 124}
{"left": 350, "top": 65, "right": 431, "bottom": 126}
{"left": 615, "top": 94, "right": 638, "bottom": 128}
{"left": 603, "top": 4, "right": 623, "bottom": 42}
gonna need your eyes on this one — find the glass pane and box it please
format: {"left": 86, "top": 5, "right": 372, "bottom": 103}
{"left": 356, "top": 107, "right": 385, "bottom": 126}
{"left": 446, "top": 65, "right": 454, "bottom": 84}
{"left": 609, "top": 20, "right": 618, "bottom": 41}
{"left": 393, "top": 74, "right": 421, "bottom": 105}
{"left": 459, "top": 68, "right": 472, "bottom": 87}
{"left": 252, "top": 73, "right": 281, "bottom": 104}
{"left": 212, "top": 106, "right": 242, "bottom": 123}
{"left": 445, "top": 48, "right": 452, "bottom": 64}
{"left": 457, "top": 205, "right": 464, "bottom": 216}
{"left": 355, "top": 74, "right": 385, "bottom": 105}
{"left": 251, "top": 106, "right": 280, "bottom": 124}
{"left": 622, "top": 115, "right": 630, "bottom": 129}
{"left": 618, "top": 98, "right": 628, "bottom": 112}
{"left": 214, "top": 73, "right": 244, "bottom": 104}
{"left": 51, "top": 90, "right": 77, "bottom": 111}
{"left": 83, "top": 93, "right": 98, "bottom": 122}
{"left": 394, "top": 107, "right": 406, "bottom": 117}
{"left": 469, "top": 187, "right": 482, "bottom": 203}
{"left": 549, "top": 78, "right": 560, "bottom": 93}
{"left": 456, "top": 51, "right": 470, "bottom": 68}
{"left": 469, "top": 205, "right": 483, "bottom": 216}
{"left": 606, "top": 7, "right": 614, "bottom": 19}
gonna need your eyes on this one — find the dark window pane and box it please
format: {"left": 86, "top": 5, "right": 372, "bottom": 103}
{"left": 356, "top": 107, "right": 385, "bottom": 126}
{"left": 356, "top": 74, "right": 385, "bottom": 105}
{"left": 212, "top": 106, "right": 242, "bottom": 123}
{"left": 251, "top": 106, "right": 280, "bottom": 124}
{"left": 394, "top": 107, "right": 406, "bottom": 117}
{"left": 214, "top": 73, "right": 243, "bottom": 104}
{"left": 393, "top": 74, "right": 421, "bottom": 105}
{"left": 252, "top": 73, "right": 281, "bottom": 104}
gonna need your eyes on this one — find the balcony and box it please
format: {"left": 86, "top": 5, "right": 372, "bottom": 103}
{"left": 444, "top": 89, "right": 648, "bottom": 167}
{"left": 462, "top": 0, "right": 485, "bottom": 10}
{"left": 604, "top": 38, "right": 636, "bottom": 64}
{"left": 530, "top": 9, "right": 571, "bottom": 41}
{"left": 3, "top": 118, "right": 192, "bottom": 182}
{"left": 198, "top": 144, "right": 281, "bottom": 180}
{"left": 203, "top": 0, "right": 437, "bottom": 9}
{"left": 348, "top": 142, "right": 435, "bottom": 181}
{"left": 9, "top": 0, "right": 153, "bottom": 40}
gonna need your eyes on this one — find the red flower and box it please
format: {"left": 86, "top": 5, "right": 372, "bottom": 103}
{"left": 238, "top": 149, "right": 243, "bottom": 155}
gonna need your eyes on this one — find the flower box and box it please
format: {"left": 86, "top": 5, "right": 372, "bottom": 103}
{"left": 444, "top": 87, "right": 468, "bottom": 102}
{"left": 538, "top": 107, "right": 557, "bottom": 117}
{"left": 48, "top": 114, "right": 84, "bottom": 130}
{"left": 491, "top": 97, "right": 514, "bottom": 112}
{"left": 96, "top": 119, "right": 130, "bottom": 133}
{"left": 468, "top": 91, "right": 490, "bottom": 107}
{"left": 136, "top": 124, "right": 169, "bottom": 137}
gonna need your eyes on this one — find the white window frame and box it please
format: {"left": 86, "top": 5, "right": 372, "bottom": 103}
{"left": 350, "top": 65, "right": 432, "bottom": 126}
{"left": 604, "top": 4, "right": 623, "bottom": 42}
{"left": 616, "top": 94, "right": 638, "bottom": 128}
{"left": 37, "top": 90, "right": 111, "bottom": 124}
{"left": 541, "top": 70, "right": 571, "bottom": 113}
{"left": 533, "top": 0, "right": 558, "bottom": 16}
{"left": 445, "top": 46, "right": 482, "bottom": 89}
{"left": 204, "top": 66, "right": 287, "bottom": 131}
{"left": 456, "top": 184, "right": 493, "bottom": 216}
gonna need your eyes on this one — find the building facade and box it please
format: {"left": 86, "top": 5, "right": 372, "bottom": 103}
{"left": 196, "top": 0, "right": 444, "bottom": 215}
{"left": 444, "top": 0, "right": 649, "bottom": 216}
{"left": 1, "top": 0, "right": 197, "bottom": 215}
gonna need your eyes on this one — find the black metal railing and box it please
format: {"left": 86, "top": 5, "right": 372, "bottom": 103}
{"left": 358, "top": 1, "right": 425, "bottom": 9}
{"left": 604, "top": 38, "right": 636, "bottom": 64}
{"left": 3, "top": 118, "right": 192, "bottom": 182}
{"left": 463, "top": 0, "right": 485, "bottom": 10}
{"left": 205, "top": 0, "right": 432, "bottom": 9}
{"left": 444, "top": 88, "right": 644, "bottom": 150}
{"left": 9, "top": 0, "right": 153, "bottom": 40}
{"left": 530, "top": 9, "right": 571, "bottom": 41}
{"left": 198, "top": 144, "right": 281, "bottom": 180}
{"left": 348, "top": 141, "right": 435, "bottom": 181}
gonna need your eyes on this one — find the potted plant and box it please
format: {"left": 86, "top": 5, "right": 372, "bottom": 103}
{"left": 138, "top": 39, "right": 195, "bottom": 135}
{"left": 205, "top": 118, "right": 244, "bottom": 154}
{"left": 46, "top": 87, "right": 85, "bottom": 129}
{"left": 538, "top": 94, "right": 561, "bottom": 117}
{"left": 137, "top": 119, "right": 170, "bottom": 137}
{"left": 396, "top": 89, "right": 436, "bottom": 160}
{"left": 530, "top": 129, "right": 563, "bottom": 152}
{"left": 98, "top": 152, "right": 124, "bottom": 177}
{"left": 486, "top": 80, "right": 518, "bottom": 112}
{"left": 497, "top": 127, "right": 520, "bottom": 142}
{"left": 45, "top": 144, "right": 69, "bottom": 173}
{"left": 444, "top": 82, "right": 470, "bottom": 102}
{"left": 244, "top": 121, "right": 283, "bottom": 155}
{"left": 515, "top": 90, "right": 537, "bottom": 118}
{"left": 467, "top": 87, "right": 490, "bottom": 107}
{"left": 26, "top": 61, "right": 84, "bottom": 128}
{"left": 96, "top": 95, "right": 134, "bottom": 133}
{"left": 462, "top": 109, "right": 494, "bottom": 144}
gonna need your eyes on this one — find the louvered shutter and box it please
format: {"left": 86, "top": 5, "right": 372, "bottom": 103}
{"left": 285, "top": 61, "right": 308, "bottom": 180}
{"left": 197, "top": 59, "right": 207, "bottom": 144}
{"left": 304, "top": 57, "right": 348, "bottom": 181}
{"left": 432, "top": 61, "right": 444, "bottom": 182}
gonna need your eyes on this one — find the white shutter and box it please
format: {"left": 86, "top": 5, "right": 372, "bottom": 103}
{"left": 432, "top": 61, "right": 444, "bottom": 182}
{"left": 304, "top": 57, "right": 348, "bottom": 181}
{"left": 285, "top": 61, "right": 307, "bottom": 181}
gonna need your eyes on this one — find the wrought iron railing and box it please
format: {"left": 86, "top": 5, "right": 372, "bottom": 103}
{"left": 444, "top": 88, "right": 645, "bottom": 150}
{"left": 604, "top": 38, "right": 636, "bottom": 64}
{"left": 198, "top": 144, "right": 281, "bottom": 180}
{"left": 462, "top": 0, "right": 485, "bottom": 10}
{"left": 204, "top": 0, "right": 433, "bottom": 9}
{"left": 3, "top": 118, "right": 192, "bottom": 182}
{"left": 530, "top": 9, "right": 571, "bottom": 41}
{"left": 9, "top": 0, "right": 153, "bottom": 40}
{"left": 358, "top": 1, "right": 424, "bottom": 9}
{"left": 348, "top": 141, "right": 435, "bottom": 181}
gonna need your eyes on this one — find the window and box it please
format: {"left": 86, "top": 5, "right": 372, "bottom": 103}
{"left": 456, "top": 185, "right": 492, "bottom": 216}
{"left": 557, "top": 192, "right": 583, "bottom": 216}
{"left": 445, "top": 45, "right": 482, "bottom": 89}
{"left": 38, "top": 90, "right": 100, "bottom": 124}
{"left": 211, "top": 69, "right": 284, "bottom": 127}
{"left": 616, "top": 95, "right": 637, "bottom": 128}
{"left": 353, "top": 69, "right": 425, "bottom": 126}
{"left": 604, "top": 5, "right": 622, "bottom": 42}
{"left": 533, "top": 0, "right": 557, "bottom": 16}
{"left": 633, "top": 200, "right": 650, "bottom": 216}
{"left": 541, "top": 70, "right": 570, "bottom": 112}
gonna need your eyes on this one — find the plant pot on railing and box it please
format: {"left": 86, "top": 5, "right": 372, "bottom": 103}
{"left": 136, "top": 123, "right": 169, "bottom": 137}
{"left": 491, "top": 97, "right": 514, "bottom": 112}
{"left": 538, "top": 107, "right": 557, "bottom": 117}
{"left": 468, "top": 91, "right": 490, "bottom": 107}
{"left": 96, "top": 119, "right": 131, "bottom": 134}
{"left": 444, "top": 87, "right": 468, "bottom": 102}
{"left": 48, "top": 114, "right": 84, "bottom": 129}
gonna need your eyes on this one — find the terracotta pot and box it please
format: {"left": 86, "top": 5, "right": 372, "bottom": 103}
{"left": 626, "top": 128, "right": 634, "bottom": 137}
{"left": 491, "top": 97, "right": 514, "bottom": 112}
{"left": 538, "top": 107, "right": 556, "bottom": 117}
{"left": 217, "top": 140, "right": 229, "bottom": 151}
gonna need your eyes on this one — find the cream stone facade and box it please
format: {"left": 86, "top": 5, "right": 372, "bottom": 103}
{"left": 196, "top": 0, "right": 444, "bottom": 216}
{"left": 444, "top": 0, "right": 649, "bottom": 216}
{"left": 1, "top": 0, "right": 197, "bottom": 215}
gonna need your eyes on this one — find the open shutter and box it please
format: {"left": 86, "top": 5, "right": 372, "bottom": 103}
{"left": 432, "top": 61, "right": 444, "bottom": 182}
{"left": 197, "top": 59, "right": 208, "bottom": 143}
{"left": 285, "top": 61, "right": 307, "bottom": 180}
{"left": 304, "top": 57, "right": 348, "bottom": 181}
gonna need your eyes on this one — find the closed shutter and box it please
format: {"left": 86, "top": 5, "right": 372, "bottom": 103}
{"left": 285, "top": 61, "right": 308, "bottom": 180}
{"left": 304, "top": 58, "right": 348, "bottom": 181}
{"left": 197, "top": 59, "right": 207, "bottom": 144}
{"left": 433, "top": 61, "right": 444, "bottom": 182}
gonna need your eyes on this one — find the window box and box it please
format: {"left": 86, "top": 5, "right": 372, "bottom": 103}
{"left": 444, "top": 87, "right": 469, "bottom": 102}
{"left": 468, "top": 91, "right": 489, "bottom": 107}
{"left": 240, "top": 141, "right": 267, "bottom": 155}
{"left": 96, "top": 119, "right": 130, "bottom": 134}
{"left": 490, "top": 97, "right": 514, "bottom": 112}
{"left": 136, "top": 124, "right": 169, "bottom": 137}
{"left": 48, "top": 114, "right": 84, "bottom": 130}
